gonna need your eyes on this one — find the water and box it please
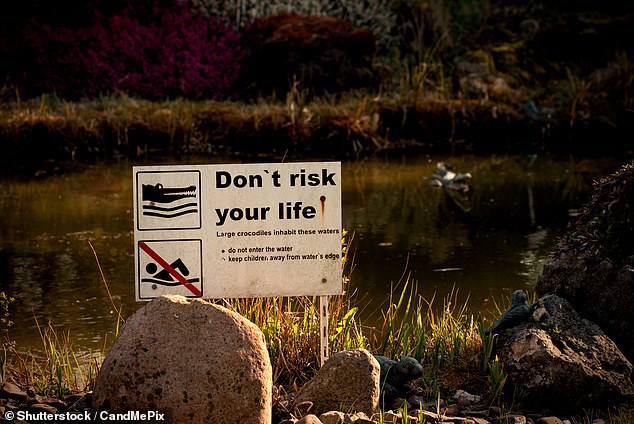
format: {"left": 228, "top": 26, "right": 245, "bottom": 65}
{"left": 0, "top": 154, "right": 623, "bottom": 352}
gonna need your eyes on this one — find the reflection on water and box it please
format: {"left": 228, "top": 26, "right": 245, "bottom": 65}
{"left": 0, "top": 154, "right": 624, "bottom": 352}
{"left": 340, "top": 155, "right": 618, "bottom": 320}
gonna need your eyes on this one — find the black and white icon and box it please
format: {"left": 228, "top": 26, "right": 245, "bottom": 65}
{"left": 143, "top": 258, "right": 200, "bottom": 287}
{"left": 136, "top": 170, "right": 201, "bottom": 230}
{"left": 137, "top": 239, "right": 203, "bottom": 299}
{"left": 142, "top": 183, "right": 198, "bottom": 218}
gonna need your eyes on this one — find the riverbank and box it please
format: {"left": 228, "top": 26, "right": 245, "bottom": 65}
{"left": 1, "top": 90, "right": 632, "bottom": 177}
{"left": 1, "top": 283, "right": 633, "bottom": 423}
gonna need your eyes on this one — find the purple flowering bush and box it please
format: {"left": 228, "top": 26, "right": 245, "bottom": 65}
{"left": 22, "top": 0, "right": 243, "bottom": 100}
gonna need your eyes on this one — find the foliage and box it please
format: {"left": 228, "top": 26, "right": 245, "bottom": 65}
{"left": 393, "top": 0, "right": 491, "bottom": 60}
{"left": 0, "top": 292, "right": 13, "bottom": 343}
{"left": 557, "top": 161, "right": 634, "bottom": 263}
{"left": 487, "top": 355, "right": 507, "bottom": 405}
{"left": 191, "top": 0, "right": 397, "bottom": 55}
{"left": 7, "top": 319, "right": 102, "bottom": 396}
{"left": 19, "top": 0, "right": 243, "bottom": 100}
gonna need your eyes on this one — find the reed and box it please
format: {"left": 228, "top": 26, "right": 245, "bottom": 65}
{"left": 7, "top": 318, "right": 102, "bottom": 396}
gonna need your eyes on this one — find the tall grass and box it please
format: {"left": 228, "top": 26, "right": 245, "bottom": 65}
{"left": 8, "top": 318, "right": 102, "bottom": 397}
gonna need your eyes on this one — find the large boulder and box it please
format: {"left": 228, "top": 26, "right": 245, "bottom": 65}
{"left": 493, "top": 294, "right": 634, "bottom": 412}
{"left": 239, "top": 13, "right": 376, "bottom": 98}
{"left": 295, "top": 348, "right": 380, "bottom": 416}
{"left": 536, "top": 162, "right": 634, "bottom": 361}
{"left": 92, "top": 295, "right": 272, "bottom": 424}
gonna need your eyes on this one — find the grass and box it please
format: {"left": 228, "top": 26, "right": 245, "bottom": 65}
{"left": 0, "top": 232, "right": 630, "bottom": 423}
{"left": 0, "top": 87, "right": 525, "bottom": 169}
{"left": 2, "top": 282, "right": 632, "bottom": 423}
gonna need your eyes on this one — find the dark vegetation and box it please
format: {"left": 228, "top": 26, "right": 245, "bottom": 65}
{"left": 0, "top": 0, "right": 633, "bottom": 172}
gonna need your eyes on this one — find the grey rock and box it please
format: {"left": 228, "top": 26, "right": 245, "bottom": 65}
{"left": 494, "top": 294, "right": 634, "bottom": 412}
{"left": 92, "top": 295, "right": 272, "bottom": 424}
{"left": 296, "top": 349, "right": 380, "bottom": 416}
{"left": 0, "top": 382, "right": 27, "bottom": 400}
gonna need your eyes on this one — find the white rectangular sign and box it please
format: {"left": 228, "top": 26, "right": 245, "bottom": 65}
{"left": 133, "top": 162, "right": 342, "bottom": 300}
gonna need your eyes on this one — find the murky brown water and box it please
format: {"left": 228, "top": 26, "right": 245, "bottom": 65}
{"left": 0, "top": 154, "right": 624, "bottom": 352}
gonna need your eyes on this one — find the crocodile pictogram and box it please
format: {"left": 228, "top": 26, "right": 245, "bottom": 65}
{"left": 142, "top": 183, "right": 196, "bottom": 203}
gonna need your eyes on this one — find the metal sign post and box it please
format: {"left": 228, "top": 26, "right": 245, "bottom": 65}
{"left": 320, "top": 295, "right": 329, "bottom": 366}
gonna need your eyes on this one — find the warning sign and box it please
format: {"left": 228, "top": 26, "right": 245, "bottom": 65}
{"left": 133, "top": 162, "right": 342, "bottom": 300}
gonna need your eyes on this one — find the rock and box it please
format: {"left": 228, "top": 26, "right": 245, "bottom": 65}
{"left": 378, "top": 410, "right": 401, "bottom": 423}
{"left": 494, "top": 416, "right": 526, "bottom": 424}
{"left": 66, "top": 393, "right": 93, "bottom": 412}
{"left": 536, "top": 417, "right": 565, "bottom": 424}
{"left": 28, "top": 403, "right": 59, "bottom": 414}
{"left": 297, "top": 414, "right": 324, "bottom": 424}
{"left": 536, "top": 162, "right": 634, "bottom": 361}
{"left": 353, "top": 412, "right": 375, "bottom": 424}
{"left": 296, "top": 349, "right": 380, "bottom": 416}
{"left": 418, "top": 410, "right": 476, "bottom": 423}
{"left": 453, "top": 389, "right": 481, "bottom": 406}
{"left": 319, "top": 411, "right": 345, "bottom": 424}
{"left": 494, "top": 294, "right": 634, "bottom": 412}
{"left": 239, "top": 13, "right": 376, "bottom": 98}
{"left": 92, "top": 295, "right": 272, "bottom": 424}
{"left": 34, "top": 396, "right": 67, "bottom": 410}
{"left": 0, "top": 382, "right": 27, "bottom": 400}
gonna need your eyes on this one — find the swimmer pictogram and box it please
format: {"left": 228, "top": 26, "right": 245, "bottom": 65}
{"left": 137, "top": 239, "right": 203, "bottom": 299}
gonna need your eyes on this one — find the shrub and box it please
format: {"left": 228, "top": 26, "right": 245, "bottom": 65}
{"left": 239, "top": 13, "right": 377, "bottom": 97}
{"left": 20, "top": 0, "right": 243, "bottom": 100}
{"left": 191, "top": 0, "right": 398, "bottom": 56}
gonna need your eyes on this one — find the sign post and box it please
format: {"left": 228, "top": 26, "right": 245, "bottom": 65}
{"left": 133, "top": 162, "right": 342, "bottom": 364}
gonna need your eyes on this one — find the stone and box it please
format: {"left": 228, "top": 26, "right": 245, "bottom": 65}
{"left": 380, "top": 410, "right": 401, "bottom": 423}
{"left": 354, "top": 412, "right": 376, "bottom": 424}
{"left": 536, "top": 162, "right": 634, "bottom": 361}
{"left": 453, "top": 389, "right": 481, "bottom": 405}
{"left": 92, "top": 295, "right": 272, "bottom": 424}
{"left": 0, "top": 382, "right": 27, "bottom": 400}
{"left": 297, "top": 414, "right": 324, "bottom": 424}
{"left": 28, "top": 403, "right": 59, "bottom": 414}
{"left": 470, "top": 418, "right": 492, "bottom": 424}
{"left": 494, "top": 416, "right": 526, "bottom": 424}
{"left": 536, "top": 417, "right": 565, "bottom": 424}
{"left": 295, "top": 348, "right": 380, "bottom": 416}
{"left": 494, "top": 294, "right": 634, "bottom": 412}
{"left": 319, "top": 411, "right": 345, "bottom": 424}
{"left": 66, "top": 393, "right": 93, "bottom": 413}
{"left": 418, "top": 410, "right": 475, "bottom": 423}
